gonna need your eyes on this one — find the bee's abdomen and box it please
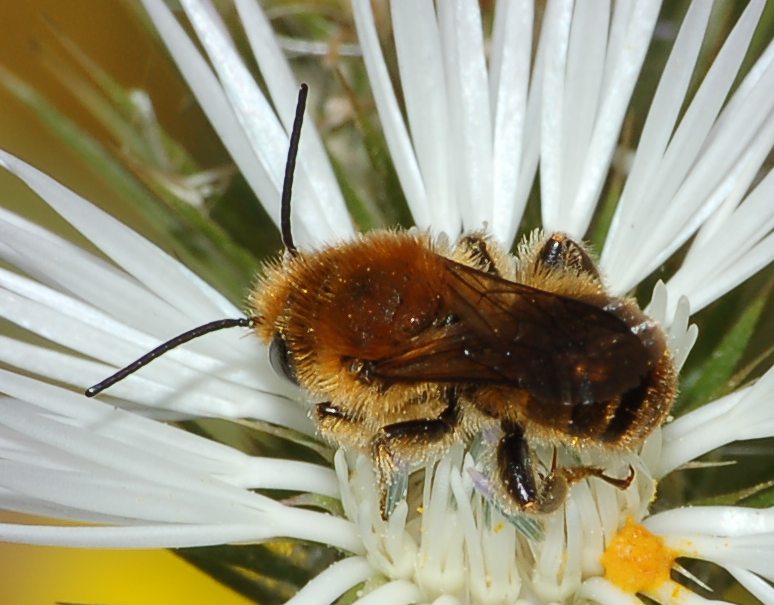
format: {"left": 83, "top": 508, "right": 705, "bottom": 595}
{"left": 522, "top": 347, "right": 676, "bottom": 448}
{"left": 601, "top": 347, "right": 676, "bottom": 445}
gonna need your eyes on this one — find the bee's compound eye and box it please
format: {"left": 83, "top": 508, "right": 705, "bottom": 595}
{"left": 269, "top": 333, "right": 298, "bottom": 385}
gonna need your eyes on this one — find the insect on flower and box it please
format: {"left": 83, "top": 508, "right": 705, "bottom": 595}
{"left": 87, "top": 85, "right": 677, "bottom": 518}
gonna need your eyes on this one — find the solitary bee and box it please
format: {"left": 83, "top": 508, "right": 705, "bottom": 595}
{"left": 88, "top": 85, "right": 676, "bottom": 516}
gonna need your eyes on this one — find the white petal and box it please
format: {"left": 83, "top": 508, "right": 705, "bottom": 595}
{"left": 539, "top": 0, "right": 661, "bottom": 236}
{"left": 0, "top": 152, "right": 236, "bottom": 319}
{"left": 352, "top": 0, "right": 431, "bottom": 228}
{"left": 551, "top": 0, "right": 610, "bottom": 235}
{"left": 669, "top": 532, "right": 774, "bottom": 582}
{"left": 665, "top": 168, "right": 774, "bottom": 315}
{"left": 0, "top": 211, "right": 201, "bottom": 344}
{"left": 669, "top": 297, "right": 699, "bottom": 373}
{"left": 645, "top": 505, "right": 774, "bottom": 537}
{"left": 140, "top": 0, "right": 277, "bottom": 214}
{"left": 0, "top": 488, "right": 152, "bottom": 527}
{"left": 285, "top": 557, "right": 375, "bottom": 605}
{"left": 0, "top": 512, "right": 360, "bottom": 551}
{"left": 141, "top": 0, "right": 351, "bottom": 247}
{"left": 178, "top": 0, "right": 350, "bottom": 247}
{"left": 0, "top": 272, "right": 307, "bottom": 430}
{"left": 0, "top": 461, "right": 262, "bottom": 525}
{"left": 391, "top": 0, "right": 460, "bottom": 235}
{"left": 603, "top": 0, "right": 768, "bottom": 292}
{"left": 658, "top": 368, "right": 774, "bottom": 476}
{"left": 0, "top": 372, "right": 323, "bottom": 498}
{"left": 647, "top": 580, "right": 733, "bottom": 605}
{"left": 437, "top": 0, "right": 493, "bottom": 232}
{"left": 645, "top": 283, "right": 698, "bottom": 371}
{"left": 0, "top": 376, "right": 359, "bottom": 551}
{"left": 0, "top": 256, "right": 238, "bottom": 367}
{"left": 351, "top": 580, "right": 423, "bottom": 605}
{"left": 577, "top": 577, "right": 645, "bottom": 605}
{"left": 449, "top": 468, "right": 521, "bottom": 602}
{"left": 538, "top": 0, "right": 573, "bottom": 233}
{"left": 508, "top": 7, "right": 546, "bottom": 245}
{"left": 602, "top": 0, "right": 712, "bottom": 272}
{"left": 647, "top": 507, "right": 774, "bottom": 583}
{"left": 532, "top": 504, "right": 579, "bottom": 602}
{"left": 229, "top": 457, "right": 339, "bottom": 496}
{"left": 566, "top": 0, "right": 661, "bottom": 236}
{"left": 0, "top": 523, "right": 277, "bottom": 549}
{"left": 233, "top": 0, "right": 354, "bottom": 240}
{"left": 0, "top": 380, "right": 277, "bottom": 513}
{"left": 431, "top": 598, "right": 462, "bottom": 605}
{"left": 0, "top": 201, "right": 310, "bottom": 427}
{"left": 489, "top": 0, "right": 533, "bottom": 245}
{"left": 728, "top": 566, "right": 774, "bottom": 605}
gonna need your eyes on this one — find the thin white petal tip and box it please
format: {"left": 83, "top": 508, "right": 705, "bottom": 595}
{"left": 647, "top": 283, "right": 698, "bottom": 372}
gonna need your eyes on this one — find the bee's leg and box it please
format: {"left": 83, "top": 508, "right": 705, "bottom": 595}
{"left": 313, "top": 402, "right": 368, "bottom": 450}
{"left": 457, "top": 234, "right": 501, "bottom": 275}
{"left": 371, "top": 388, "right": 460, "bottom": 518}
{"left": 536, "top": 233, "right": 600, "bottom": 279}
{"left": 497, "top": 423, "right": 635, "bottom": 514}
{"left": 312, "top": 401, "right": 360, "bottom": 435}
{"left": 314, "top": 401, "right": 355, "bottom": 426}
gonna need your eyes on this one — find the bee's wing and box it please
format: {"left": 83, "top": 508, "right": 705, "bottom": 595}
{"left": 372, "top": 259, "right": 652, "bottom": 406}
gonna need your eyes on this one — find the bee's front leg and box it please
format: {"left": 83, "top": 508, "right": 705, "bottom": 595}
{"left": 497, "top": 422, "right": 635, "bottom": 514}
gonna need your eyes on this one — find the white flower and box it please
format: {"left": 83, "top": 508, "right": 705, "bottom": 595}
{"left": 1, "top": 1, "right": 773, "bottom": 605}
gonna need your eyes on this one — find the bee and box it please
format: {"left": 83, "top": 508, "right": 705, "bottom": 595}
{"left": 87, "top": 85, "right": 676, "bottom": 516}
{"left": 252, "top": 228, "right": 676, "bottom": 514}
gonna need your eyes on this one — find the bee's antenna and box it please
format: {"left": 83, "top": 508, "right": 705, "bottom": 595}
{"left": 85, "top": 317, "right": 254, "bottom": 398}
{"left": 280, "top": 83, "right": 309, "bottom": 257}
{"left": 85, "top": 91, "right": 308, "bottom": 398}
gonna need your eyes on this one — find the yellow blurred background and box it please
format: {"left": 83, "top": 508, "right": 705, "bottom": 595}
{"left": 3, "top": 528, "right": 253, "bottom": 605}
{"left": 0, "top": 2, "right": 253, "bottom": 603}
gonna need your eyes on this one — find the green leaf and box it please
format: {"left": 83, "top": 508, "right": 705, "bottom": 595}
{"left": 738, "top": 481, "right": 774, "bottom": 508}
{"left": 281, "top": 493, "right": 345, "bottom": 517}
{"left": 676, "top": 281, "right": 771, "bottom": 415}
{"left": 692, "top": 479, "right": 774, "bottom": 507}
{"left": 328, "top": 150, "right": 381, "bottom": 232}
{"left": 336, "top": 583, "right": 368, "bottom": 605}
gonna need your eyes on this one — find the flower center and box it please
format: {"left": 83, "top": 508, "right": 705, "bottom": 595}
{"left": 335, "top": 443, "right": 659, "bottom": 605}
{"left": 601, "top": 517, "right": 676, "bottom": 593}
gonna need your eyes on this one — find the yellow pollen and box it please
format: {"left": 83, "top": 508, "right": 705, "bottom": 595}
{"left": 601, "top": 518, "right": 676, "bottom": 594}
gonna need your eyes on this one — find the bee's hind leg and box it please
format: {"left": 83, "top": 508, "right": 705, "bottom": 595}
{"left": 497, "top": 422, "right": 635, "bottom": 514}
{"left": 533, "top": 232, "right": 600, "bottom": 279}
{"left": 371, "top": 388, "right": 461, "bottom": 519}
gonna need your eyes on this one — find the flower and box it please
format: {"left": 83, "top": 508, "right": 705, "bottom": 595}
{"left": 1, "top": 1, "right": 773, "bottom": 605}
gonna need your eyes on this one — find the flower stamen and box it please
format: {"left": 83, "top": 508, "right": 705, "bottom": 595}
{"left": 601, "top": 517, "right": 677, "bottom": 594}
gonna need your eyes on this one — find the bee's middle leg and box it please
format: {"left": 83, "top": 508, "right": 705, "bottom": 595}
{"left": 371, "top": 388, "right": 461, "bottom": 517}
